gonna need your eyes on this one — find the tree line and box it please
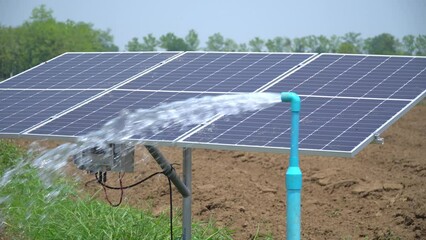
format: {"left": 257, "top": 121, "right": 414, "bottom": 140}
{"left": 1, "top": 5, "right": 425, "bottom": 80}
{"left": 127, "top": 31, "right": 426, "bottom": 56}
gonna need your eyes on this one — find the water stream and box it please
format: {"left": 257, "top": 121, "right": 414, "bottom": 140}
{"left": 0, "top": 92, "right": 280, "bottom": 230}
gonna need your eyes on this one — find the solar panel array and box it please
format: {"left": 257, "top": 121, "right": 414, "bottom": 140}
{"left": 1, "top": 52, "right": 425, "bottom": 157}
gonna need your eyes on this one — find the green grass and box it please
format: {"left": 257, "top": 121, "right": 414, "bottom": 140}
{"left": 0, "top": 140, "right": 232, "bottom": 239}
{"left": 0, "top": 140, "right": 24, "bottom": 173}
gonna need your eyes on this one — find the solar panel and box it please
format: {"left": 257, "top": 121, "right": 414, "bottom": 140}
{"left": 268, "top": 54, "right": 426, "bottom": 99}
{"left": 0, "top": 52, "right": 178, "bottom": 89}
{"left": 120, "top": 52, "right": 313, "bottom": 92}
{"left": 0, "top": 89, "right": 101, "bottom": 135}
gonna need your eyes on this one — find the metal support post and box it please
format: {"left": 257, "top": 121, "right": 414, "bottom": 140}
{"left": 182, "top": 148, "right": 192, "bottom": 240}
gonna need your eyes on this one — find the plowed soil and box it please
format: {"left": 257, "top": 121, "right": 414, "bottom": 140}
{"left": 11, "top": 102, "right": 426, "bottom": 239}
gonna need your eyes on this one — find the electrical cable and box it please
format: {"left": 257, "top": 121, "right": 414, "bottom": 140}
{"left": 96, "top": 171, "right": 163, "bottom": 190}
{"left": 98, "top": 172, "right": 124, "bottom": 207}
{"left": 92, "top": 166, "right": 176, "bottom": 240}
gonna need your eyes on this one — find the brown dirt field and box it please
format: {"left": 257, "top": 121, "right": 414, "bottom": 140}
{"left": 9, "top": 102, "right": 426, "bottom": 239}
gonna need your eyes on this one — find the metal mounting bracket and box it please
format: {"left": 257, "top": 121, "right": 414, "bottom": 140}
{"left": 373, "top": 134, "right": 384, "bottom": 144}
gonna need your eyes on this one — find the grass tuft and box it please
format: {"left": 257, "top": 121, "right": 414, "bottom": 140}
{"left": 0, "top": 140, "right": 24, "bottom": 173}
{"left": 0, "top": 141, "right": 232, "bottom": 239}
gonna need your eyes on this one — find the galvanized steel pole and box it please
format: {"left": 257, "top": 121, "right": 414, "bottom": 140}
{"left": 182, "top": 148, "right": 192, "bottom": 240}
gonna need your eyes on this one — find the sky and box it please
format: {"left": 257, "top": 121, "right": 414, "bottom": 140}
{"left": 0, "top": 0, "right": 425, "bottom": 51}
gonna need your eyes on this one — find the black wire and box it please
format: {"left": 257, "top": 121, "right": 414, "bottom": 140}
{"left": 95, "top": 164, "right": 175, "bottom": 240}
{"left": 96, "top": 171, "right": 163, "bottom": 190}
{"left": 94, "top": 168, "right": 175, "bottom": 240}
{"left": 99, "top": 172, "right": 124, "bottom": 207}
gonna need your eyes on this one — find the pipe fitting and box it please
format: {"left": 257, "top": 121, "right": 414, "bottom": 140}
{"left": 281, "top": 92, "right": 301, "bottom": 112}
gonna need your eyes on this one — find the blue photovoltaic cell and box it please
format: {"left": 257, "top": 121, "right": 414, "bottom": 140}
{"left": 0, "top": 90, "right": 101, "bottom": 134}
{"left": 269, "top": 54, "right": 426, "bottom": 100}
{"left": 183, "top": 97, "right": 410, "bottom": 153}
{"left": 30, "top": 90, "right": 219, "bottom": 140}
{"left": 0, "top": 52, "right": 177, "bottom": 89}
{"left": 120, "top": 52, "right": 313, "bottom": 92}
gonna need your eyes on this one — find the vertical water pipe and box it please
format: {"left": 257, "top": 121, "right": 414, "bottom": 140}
{"left": 281, "top": 92, "right": 302, "bottom": 240}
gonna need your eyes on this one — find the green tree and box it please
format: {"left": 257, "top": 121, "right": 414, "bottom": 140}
{"left": 337, "top": 42, "right": 358, "bottom": 53}
{"left": 126, "top": 37, "right": 143, "bottom": 51}
{"left": 300, "top": 35, "right": 338, "bottom": 53}
{"left": 328, "top": 35, "right": 342, "bottom": 53}
{"left": 126, "top": 34, "right": 158, "bottom": 51}
{"left": 205, "top": 33, "right": 239, "bottom": 51}
{"left": 30, "top": 4, "right": 54, "bottom": 22}
{"left": 96, "top": 29, "right": 119, "bottom": 51}
{"left": 402, "top": 35, "right": 416, "bottom": 55}
{"left": 414, "top": 35, "right": 426, "bottom": 56}
{"left": 292, "top": 37, "right": 308, "bottom": 52}
{"left": 142, "top": 34, "right": 159, "bottom": 51}
{"left": 223, "top": 39, "right": 239, "bottom": 51}
{"left": 0, "top": 26, "right": 21, "bottom": 79}
{"left": 314, "top": 35, "right": 332, "bottom": 52}
{"left": 205, "top": 33, "right": 225, "bottom": 51}
{"left": 0, "top": 5, "right": 118, "bottom": 80}
{"left": 341, "top": 32, "right": 363, "bottom": 53}
{"left": 238, "top": 43, "right": 249, "bottom": 52}
{"left": 364, "top": 33, "right": 400, "bottom": 55}
{"left": 248, "top": 37, "right": 265, "bottom": 52}
{"left": 265, "top": 37, "right": 292, "bottom": 52}
{"left": 159, "top": 32, "right": 189, "bottom": 51}
{"left": 185, "top": 29, "right": 200, "bottom": 51}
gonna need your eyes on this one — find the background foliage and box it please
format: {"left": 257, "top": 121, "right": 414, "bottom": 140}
{"left": 1, "top": 5, "right": 425, "bottom": 80}
{"left": 0, "top": 5, "right": 118, "bottom": 80}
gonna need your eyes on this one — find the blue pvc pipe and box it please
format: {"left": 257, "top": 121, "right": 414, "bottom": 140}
{"left": 281, "top": 92, "right": 302, "bottom": 240}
